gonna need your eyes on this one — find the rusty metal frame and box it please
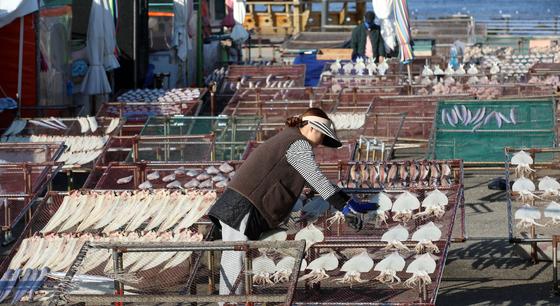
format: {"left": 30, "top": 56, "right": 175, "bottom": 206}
{"left": 49, "top": 240, "right": 306, "bottom": 306}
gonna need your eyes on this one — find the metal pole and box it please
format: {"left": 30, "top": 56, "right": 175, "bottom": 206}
{"left": 197, "top": 0, "right": 204, "bottom": 86}
{"left": 133, "top": 0, "right": 138, "bottom": 88}
{"left": 17, "top": 16, "right": 24, "bottom": 118}
{"left": 553, "top": 235, "right": 558, "bottom": 294}
{"left": 321, "top": 0, "right": 328, "bottom": 32}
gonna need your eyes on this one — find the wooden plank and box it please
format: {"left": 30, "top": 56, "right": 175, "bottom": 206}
{"left": 316, "top": 48, "right": 353, "bottom": 60}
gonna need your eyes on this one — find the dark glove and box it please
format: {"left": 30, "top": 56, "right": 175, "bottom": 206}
{"left": 345, "top": 198, "right": 379, "bottom": 214}
{"left": 344, "top": 210, "right": 363, "bottom": 231}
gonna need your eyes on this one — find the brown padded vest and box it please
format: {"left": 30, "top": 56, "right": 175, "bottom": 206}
{"left": 227, "top": 127, "right": 308, "bottom": 228}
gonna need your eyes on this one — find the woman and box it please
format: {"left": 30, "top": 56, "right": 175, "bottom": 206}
{"left": 209, "top": 107, "right": 370, "bottom": 297}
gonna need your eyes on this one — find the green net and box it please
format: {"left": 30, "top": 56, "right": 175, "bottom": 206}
{"left": 432, "top": 98, "right": 556, "bottom": 162}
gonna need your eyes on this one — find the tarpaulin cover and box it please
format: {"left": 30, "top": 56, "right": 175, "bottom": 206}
{"left": 0, "top": 0, "right": 38, "bottom": 28}
{"left": 433, "top": 98, "right": 556, "bottom": 162}
{"left": 0, "top": 14, "right": 36, "bottom": 119}
{"left": 293, "top": 53, "right": 330, "bottom": 87}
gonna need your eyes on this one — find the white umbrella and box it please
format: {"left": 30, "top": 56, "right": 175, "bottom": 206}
{"left": 81, "top": 0, "right": 117, "bottom": 94}
{"left": 172, "top": 0, "right": 193, "bottom": 62}
{"left": 233, "top": 0, "right": 246, "bottom": 25}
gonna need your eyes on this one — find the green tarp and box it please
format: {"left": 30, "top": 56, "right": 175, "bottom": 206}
{"left": 432, "top": 98, "right": 556, "bottom": 162}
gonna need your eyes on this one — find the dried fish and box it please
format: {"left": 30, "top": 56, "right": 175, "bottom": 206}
{"left": 197, "top": 173, "right": 211, "bottom": 181}
{"left": 215, "top": 180, "right": 228, "bottom": 188}
{"left": 117, "top": 175, "right": 133, "bottom": 185}
{"left": 497, "top": 112, "right": 511, "bottom": 124}
{"left": 206, "top": 166, "right": 220, "bottom": 175}
{"left": 495, "top": 112, "right": 502, "bottom": 128}
{"left": 184, "top": 179, "right": 200, "bottom": 188}
{"left": 483, "top": 111, "right": 496, "bottom": 125}
{"left": 453, "top": 106, "right": 463, "bottom": 122}
{"left": 369, "top": 164, "right": 379, "bottom": 187}
{"left": 199, "top": 179, "right": 213, "bottom": 188}
{"left": 166, "top": 180, "right": 183, "bottom": 189}
{"left": 162, "top": 173, "right": 176, "bottom": 182}
{"left": 219, "top": 162, "right": 234, "bottom": 173}
{"left": 387, "top": 163, "right": 398, "bottom": 187}
{"left": 186, "top": 169, "right": 199, "bottom": 177}
{"left": 510, "top": 108, "right": 517, "bottom": 125}
{"left": 139, "top": 181, "right": 153, "bottom": 190}
{"left": 212, "top": 174, "right": 227, "bottom": 182}
{"left": 446, "top": 113, "right": 456, "bottom": 127}
{"left": 473, "top": 107, "right": 486, "bottom": 125}
{"left": 174, "top": 166, "right": 186, "bottom": 175}
{"left": 471, "top": 121, "right": 484, "bottom": 132}
{"left": 460, "top": 105, "right": 468, "bottom": 123}
{"left": 147, "top": 171, "right": 160, "bottom": 181}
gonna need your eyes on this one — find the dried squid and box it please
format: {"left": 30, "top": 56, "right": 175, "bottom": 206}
{"left": 252, "top": 254, "right": 276, "bottom": 286}
{"left": 512, "top": 176, "right": 539, "bottom": 203}
{"left": 374, "top": 252, "right": 405, "bottom": 286}
{"left": 271, "top": 256, "right": 300, "bottom": 284}
{"left": 299, "top": 253, "right": 338, "bottom": 284}
{"left": 336, "top": 251, "right": 373, "bottom": 286}
{"left": 411, "top": 222, "right": 441, "bottom": 254}
{"left": 515, "top": 204, "right": 544, "bottom": 229}
{"left": 404, "top": 253, "right": 436, "bottom": 288}
{"left": 538, "top": 176, "right": 560, "bottom": 198}
{"left": 510, "top": 150, "right": 535, "bottom": 177}
{"left": 544, "top": 201, "right": 560, "bottom": 225}
{"left": 414, "top": 189, "right": 448, "bottom": 219}
{"left": 366, "top": 192, "right": 392, "bottom": 225}
{"left": 391, "top": 192, "right": 420, "bottom": 223}
{"left": 381, "top": 225, "right": 410, "bottom": 252}
{"left": 294, "top": 223, "right": 324, "bottom": 251}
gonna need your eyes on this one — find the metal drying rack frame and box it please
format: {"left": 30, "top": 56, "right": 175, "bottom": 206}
{"left": 504, "top": 146, "right": 560, "bottom": 263}
{"left": 49, "top": 240, "right": 306, "bottom": 306}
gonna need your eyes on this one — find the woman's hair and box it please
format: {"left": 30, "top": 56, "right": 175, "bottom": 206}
{"left": 285, "top": 107, "right": 330, "bottom": 127}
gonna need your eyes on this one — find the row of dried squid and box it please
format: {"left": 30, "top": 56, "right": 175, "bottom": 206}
{"left": 339, "top": 161, "right": 454, "bottom": 189}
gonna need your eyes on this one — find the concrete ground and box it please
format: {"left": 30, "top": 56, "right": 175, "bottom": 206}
{"left": 438, "top": 172, "right": 560, "bottom": 306}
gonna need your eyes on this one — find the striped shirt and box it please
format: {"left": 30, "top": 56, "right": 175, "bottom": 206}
{"left": 286, "top": 139, "right": 338, "bottom": 200}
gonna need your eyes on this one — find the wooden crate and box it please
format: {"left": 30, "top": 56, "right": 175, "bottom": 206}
{"left": 316, "top": 48, "right": 353, "bottom": 60}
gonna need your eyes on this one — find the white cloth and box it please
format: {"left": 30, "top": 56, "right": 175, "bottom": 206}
{"left": 233, "top": 0, "right": 246, "bottom": 25}
{"left": 219, "top": 213, "right": 249, "bottom": 299}
{"left": 0, "top": 0, "right": 38, "bottom": 29}
{"left": 372, "top": 0, "right": 396, "bottom": 51}
{"left": 172, "top": 0, "right": 193, "bottom": 62}
{"left": 101, "top": 0, "right": 119, "bottom": 70}
{"left": 81, "top": 0, "right": 118, "bottom": 95}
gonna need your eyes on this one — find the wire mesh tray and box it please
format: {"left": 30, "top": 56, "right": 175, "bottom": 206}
{"left": 92, "top": 161, "right": 242, "bottom": 190}
{"left": 293, "top": 239, "right": 450, "bottom": 305}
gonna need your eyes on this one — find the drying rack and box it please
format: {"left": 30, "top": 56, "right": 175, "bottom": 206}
{"left": 504, "top": 146, "right": 560, "bottom": 263}
{"left": 0, "top": 143, "right": 63, "bottom": 243}
{"left": 89, "top": 160, "right": 243, "bottom": 190}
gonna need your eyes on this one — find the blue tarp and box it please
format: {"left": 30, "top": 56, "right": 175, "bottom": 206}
{"left": 293, "top": 53, "right": 333, "bottom": 87}
{"left": 0, "top": 98, "right": 17, "bottom": 111}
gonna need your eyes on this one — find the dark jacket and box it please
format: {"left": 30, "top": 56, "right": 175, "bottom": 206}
{"left": 226, "top": 127, "right": 309, "bottom": 228}
{"left": 351, "top": 23, "right": 386, "bottom": 60}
